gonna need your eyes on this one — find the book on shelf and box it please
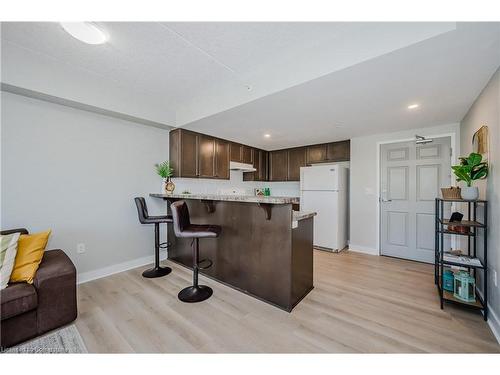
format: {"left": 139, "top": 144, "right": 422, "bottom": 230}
{"left": 443, "top": 252, "right": 482, "bottom": 267}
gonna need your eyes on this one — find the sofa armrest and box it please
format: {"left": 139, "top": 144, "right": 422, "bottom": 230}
{"left": 33, "top": 249, "right": 77, "bottom": 334}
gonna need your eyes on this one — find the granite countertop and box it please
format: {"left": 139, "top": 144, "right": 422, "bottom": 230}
{"left": 150, "top": 193, "right": 300, "bottom": 205}
{"left": 293, "top": 211, "right": 317, "bottom": 221}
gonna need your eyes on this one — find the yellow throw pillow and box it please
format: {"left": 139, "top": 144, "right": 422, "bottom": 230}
{"left": 10, "top": 230, "right": 51, "bottom": 284}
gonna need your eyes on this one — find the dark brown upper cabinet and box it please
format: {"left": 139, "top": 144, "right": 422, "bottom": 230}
{"left": 243, "top": 148, "right": 268, "bottom": 181}
{"left": 327, "top": 140, "right": 350, "bottom": 162}
{"left": 258, "top": 150, "right": 269, "bottom": 181}
{"left": 230, "top": 142, "right": 242, "bottom": 162}
{"left": 197, "top": 134, "right": 216, "bottom": 178}
{"left": 306, "top": 144, "right": 328, "bottom": 164}
{"left": 287, "top": 147, "right": 307, "bottom": 181}
{"left": 170, "top": 128, "right": 349, "bottom": 181}
{"left": 170, "top": 128, "right": 199, "bottom": 178}
{"left": 269, "top": 150, "right": 288, "bottom": 181}
{"left": 170, "top": 129, "right": 229, "bottom": 179}
{"left": 215, "top": 139, "right": 230, "bottom": 179}
{"left": 241, "top": 145, "right": 253, "bottom": 164}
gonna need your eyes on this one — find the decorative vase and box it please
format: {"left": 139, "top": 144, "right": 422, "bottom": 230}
{"left": 164, "top": 177, "right": 175, "bottom": 195}
{"left": 460, "top": 186, "right": 479, "bottom": 201}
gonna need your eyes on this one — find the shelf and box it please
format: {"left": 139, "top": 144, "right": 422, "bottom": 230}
{"left": 436, "top": 198, "right": 487, "bottom": 203}
{"left": 438, "top": 258, "right": 484, "bottom": 269}
{"left": 435, "top": 196, "right": 488, "bottom": 320}
{"left": 442, "top": 289, "right": 484, "bottom": 308}
{"left": 437, "top": 283, "right": 484, "bottom": 309}
{"left": 438, "top": 229, "right": 476, "bottom": 237}
{"left": 438, "top": 219, "right": 486, "bottom": 228}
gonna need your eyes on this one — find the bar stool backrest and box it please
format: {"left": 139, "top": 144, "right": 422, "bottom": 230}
{"left": 170, "top": 201, "right": 191, "bottom": 237}
{"left": 134, "top": 197, "right": 149, "bottom": 224}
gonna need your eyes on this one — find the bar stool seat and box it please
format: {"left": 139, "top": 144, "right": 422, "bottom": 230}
{"left": 170, "top": 201, "right": 221, "bottom": 303}
{"left": 174, "top": 224, "right": 221, "bottom": 238}
{"left": 134, "top": 197, "right": 173, "bottom": 278}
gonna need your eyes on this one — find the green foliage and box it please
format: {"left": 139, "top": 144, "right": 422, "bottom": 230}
{"left": 451, "top": 153, "right": 488, "bottom": 187}
{"left": 155, "top": 161, "right": 173, "bottom": 178}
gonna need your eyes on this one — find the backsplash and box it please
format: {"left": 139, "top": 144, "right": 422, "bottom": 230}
{"left": 170, "top": 170, "right": 300, "bottom": 197}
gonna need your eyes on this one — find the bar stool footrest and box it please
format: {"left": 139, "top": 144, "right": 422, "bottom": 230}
{"left": 197, "top": 259, "right": 213, "bottom": 270}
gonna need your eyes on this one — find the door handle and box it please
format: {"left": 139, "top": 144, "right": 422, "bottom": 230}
{"left": 380, "top": 198, "right": 392, "bottom": 203}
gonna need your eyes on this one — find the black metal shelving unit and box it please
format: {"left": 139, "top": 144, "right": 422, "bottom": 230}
{"left": 435, "top": 197, "right": 488, "bottom": 321}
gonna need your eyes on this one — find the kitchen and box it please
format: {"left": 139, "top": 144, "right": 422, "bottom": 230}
{"left": 149, "top": 128, "right": 350, "bottom": 310}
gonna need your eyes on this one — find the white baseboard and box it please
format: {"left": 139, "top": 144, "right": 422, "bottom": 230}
{"left": 487, "top": 305, "right": 500, "bottom": 344}
{"left": 77, "top": 250, "right": 168, "bottom": 284}
{"left": 348, "top": 244, "right": 379, "bottom": 256}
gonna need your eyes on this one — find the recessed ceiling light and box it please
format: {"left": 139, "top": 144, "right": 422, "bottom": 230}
{"left": 60, "top": 22, "right": 108, "bottom": 45}
{"left": 264, "top": 134, "right": 271, "bottom": 138}
{"left": 407, "top": 103, "right": 420, "bottom": 110}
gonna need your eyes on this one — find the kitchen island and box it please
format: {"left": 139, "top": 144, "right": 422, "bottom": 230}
{"left": 150, "top": 193, "right": 315, "bottom": 312}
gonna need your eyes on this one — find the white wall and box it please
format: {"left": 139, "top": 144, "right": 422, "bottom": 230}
{"left": 349, "top": 122, "right": 460, "bottom": 255}
{"left": 1, "top": 92, "right": 170, "bottom": 281}
{"left": 460, "top": 67, "right": 500, "bottom": 341}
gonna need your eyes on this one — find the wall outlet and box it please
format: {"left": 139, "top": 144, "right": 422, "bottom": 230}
{"left": 76, "top": 243, "right": 86, "bottom": 254}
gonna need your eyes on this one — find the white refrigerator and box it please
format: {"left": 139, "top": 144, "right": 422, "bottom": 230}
{"left": 300, "top": 164, "right": 348, "bottom": 252}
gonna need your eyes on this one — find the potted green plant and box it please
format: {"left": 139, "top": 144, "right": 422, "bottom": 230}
{"left": 155, "top": 161, "right": 175, "bottom": 194}
{"left": 451, "top": 152, "right": 488, "bottom": 200}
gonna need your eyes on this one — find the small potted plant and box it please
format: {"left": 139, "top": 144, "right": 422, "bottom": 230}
{"left": 155, "top": 161, "right": 175, "bottom": 194}
{"left": 451, "top": 152, "right": 488, "bottom": 200}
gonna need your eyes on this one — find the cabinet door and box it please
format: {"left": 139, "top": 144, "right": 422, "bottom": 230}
{"left": 241, "top": 145, "right": 253, "bottom": 164}
{"left": 260, "top": 151, "right": 268, "bottom": 181}
{"left": 180, "top": 130, "right": 199, "bottom": 178}
{"left": 269, "top": 150, "right": 288, "bottom": 181}
{"left": 243, "top": 148, "right": 258, "bottom": 181}
{"left": 215, "top": 139, "right": 230, "bottom": 179}
{"left": 198, "top": 135, "right": 216, "bottom": 178}
{"left": 327, "top": 140, "right": 350, "bottom": 161}
{"left": 306, "top": 144, "right": 327, "bottom": 164}
{"left": 287, "top": 147, "right": 306, "bottom": 181}
{"left": 230, "top": 142, "right": 242, "bottom": 162}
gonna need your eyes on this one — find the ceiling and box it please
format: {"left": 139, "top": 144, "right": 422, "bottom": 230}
{"left": 1, "top": 22, "right": 499, "bottom": 149}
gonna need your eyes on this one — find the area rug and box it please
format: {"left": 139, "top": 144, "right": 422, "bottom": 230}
{"left": 3, "top": 325, "right": 87, "bottom": 353}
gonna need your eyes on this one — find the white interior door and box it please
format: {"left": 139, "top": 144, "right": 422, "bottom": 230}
{"left": 380, "top": 137, "right": 451, "bottom": 263}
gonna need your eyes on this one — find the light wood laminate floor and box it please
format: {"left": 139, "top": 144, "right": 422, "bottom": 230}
{"left": 76, "top": 250, "right": 499, "bottom": 353}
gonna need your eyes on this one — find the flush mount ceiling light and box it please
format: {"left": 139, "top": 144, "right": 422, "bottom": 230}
{"left": 407, "top": 103, "right": 420, "bottom": 110}
{"left": 60, "top": 22, "right": 108, "bottom": 45}
{"left": 264, "top": 134, "right": 271, "bottom": 138}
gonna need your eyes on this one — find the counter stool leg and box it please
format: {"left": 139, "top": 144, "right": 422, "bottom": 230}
{"left": 178, "top": 238, "right": 213, "bottom": 303}
{"left": 142, "top": 223, "right": 172, "bottom": 278}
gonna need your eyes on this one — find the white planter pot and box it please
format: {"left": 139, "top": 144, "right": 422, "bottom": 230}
{"left": 461, "top": 186, "right": 479, "bottom": 201}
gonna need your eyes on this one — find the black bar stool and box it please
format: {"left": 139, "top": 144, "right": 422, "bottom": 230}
{"left": 170, "top": 200, "right": 221, "bottom": 303}
{"left": 134, "top": 197, "right": 172, "bottom": 278}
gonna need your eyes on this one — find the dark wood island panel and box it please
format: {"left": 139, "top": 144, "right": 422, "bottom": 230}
{"left": 154, "top": 196, "right": 314, "bottom": 312}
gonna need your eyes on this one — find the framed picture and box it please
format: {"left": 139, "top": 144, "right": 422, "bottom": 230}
{"left": 472, "top": 125, "right": 489, "bottom": 161}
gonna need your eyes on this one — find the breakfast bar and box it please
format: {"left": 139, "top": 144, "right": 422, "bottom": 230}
{"left": 150, "top": 193, "right": 315, "bottom": 311}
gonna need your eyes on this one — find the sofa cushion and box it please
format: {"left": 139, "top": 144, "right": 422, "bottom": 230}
{"left": 10, "top": 230, "right": 51, "bottom": 284}
{"left": 1, "top": 232, "right": 20, "bottom": 290}
{"left": 0, "top": 282, "right": 38, "bottom": 320}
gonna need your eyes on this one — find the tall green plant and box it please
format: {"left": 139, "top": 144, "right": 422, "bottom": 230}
{"left": 155, "top": 161, "right": 173, "bottom": 179}
{"left": 451, "top": 152, "right": 488, "bottom": 187}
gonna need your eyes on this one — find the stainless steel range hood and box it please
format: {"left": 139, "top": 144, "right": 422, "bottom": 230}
{"left": 230, "top": 161, "right": 256, "bottom": 172}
